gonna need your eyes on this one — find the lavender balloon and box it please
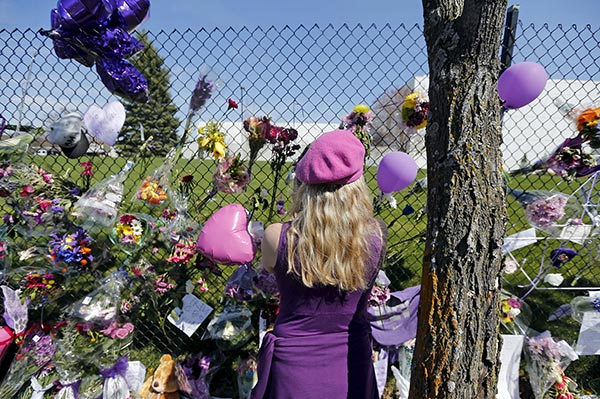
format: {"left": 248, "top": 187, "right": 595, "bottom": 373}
{"left": 114, "top": 0, "right": 151, "bottom": 32}
{"left": 498, "top": 62, "right": 548, "bottom": 109}
{"left": 96, "top": 57, "right": 149, "bottom": 103}
{"left": 377, "top": 152, "right": 418, "bottom": 193}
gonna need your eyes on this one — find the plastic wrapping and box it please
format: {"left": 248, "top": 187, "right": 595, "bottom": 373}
{"left": 0, "top": 328, "right": 55, "bottom": 398}
{"left": 523, "top": 330, "right": 579, "bottom": 399}
{"left": 110, "top": 213, "right": 151, "bottom": 254}
{"left": 499, "top": 292, "right": 531, "bottom": 335}
{"left": 204, "top": 304, "right": 254, "bottom": 350}
{"left": 73, "top": 160, "right": 134, "bottom": 230}
{"left": 69, "top": 271, "right": 127, "bottom": 324}
{"left": 224, "top": 263, "right": 258, "bottom": 302}
{"left": 390, "top": 340, "right": 415, "bottom": 399}
{"left": 570, "top": 295, "right": 600, "bottom": 323}
{"left": 133, "top": 148, "right": 175, "bottom": 207}
{"left": 236, "top": 355, "right": 257, "bottom": 399}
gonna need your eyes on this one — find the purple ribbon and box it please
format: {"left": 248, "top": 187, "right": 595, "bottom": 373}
{"left": 100, "top": 356, "right": 129, "bottom": 379}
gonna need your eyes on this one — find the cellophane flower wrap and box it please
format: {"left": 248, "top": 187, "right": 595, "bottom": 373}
{"left": 523, "top": 330, "right": 579, "bottom": 399}
{"left": 224, "top": 263, "right": 258, "bottom": 302}
{"left": 204, "top": 304, "right": 254, "bottom": 350}
{"left": 0, "top": 327, "right": 56, "bottom": 398}
{"left": 236, "top": 355, "right": 257, "bottom": 399}
{"left": 110, "top": 213, "right": 150, "bottom": 254}
{"left": 499, "top": 292, "right": 531, "bottom": 335}
{"left": 134, "top": 148, "right": 176, "bottom": 207}
{"left": 74, "top": 161, "right": 135, "bottom": 229}
{"left": 213, "top": 154, "right": 250, "bottom": 194}
{"left": 181, "top": 354, "right": 216, "bottom": 399}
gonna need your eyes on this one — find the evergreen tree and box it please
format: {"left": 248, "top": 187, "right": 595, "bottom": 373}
{"left": 116, "top": 31, "right": 180, "bottom": 157}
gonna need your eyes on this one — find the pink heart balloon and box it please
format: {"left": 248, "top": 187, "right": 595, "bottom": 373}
{"left": 196, "top": 204, "right": 256, "bottom": 265}
{"left": 83, "top": 101, "right": 126, "bottom": 146}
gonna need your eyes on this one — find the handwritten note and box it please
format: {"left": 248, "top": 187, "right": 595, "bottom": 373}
{"left": 560, "top": 224, "right": 592, "bottom": 245}
{"left": 575, "top": 291, "right": 600, "bottom": 355}
{"left": 125, "top": 361, "right": 146, "bottom": 393}
{"left": 168, "top": 294, "right": 213, "bottom": 337}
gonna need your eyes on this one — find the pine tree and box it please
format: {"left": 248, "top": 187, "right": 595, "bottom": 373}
{"left": 116, "top": 31, "right": 180, "bottom": 157}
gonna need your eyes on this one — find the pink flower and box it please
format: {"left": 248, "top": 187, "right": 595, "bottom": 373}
{"left": 113, "top": 326, "right": 132, "bottom": 339}
{"left": 213, "top": 155, "right": 250, "bottom": 194}
{"left": 80, "top": 161, "right": 93, "bottom": 177}
{"left": 20, "top": 185, "right": 34, "bottom": 197}
{"left": 506, "top": 298, "right": 522, "bottom": 309}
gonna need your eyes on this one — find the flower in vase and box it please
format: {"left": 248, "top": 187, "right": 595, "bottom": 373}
{"left": 197, "top": 120, "right": 227, "bottom": 160}
{"left": 115, "top": 214, "right": 145, "bottom": 245}
{"left": 550, "top": 247, "right": 578, "bottom": 268}
{"left": 213, "top": 154, "right": 250, "bottom": 194}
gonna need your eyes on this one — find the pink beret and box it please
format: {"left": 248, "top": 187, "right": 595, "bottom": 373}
{"left": 295, "top": 129, "right": 365, "bottom": 185}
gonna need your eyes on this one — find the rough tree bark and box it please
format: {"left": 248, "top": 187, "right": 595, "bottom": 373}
{"left": 408, "top": 1, "right": 508, "bottom": 398}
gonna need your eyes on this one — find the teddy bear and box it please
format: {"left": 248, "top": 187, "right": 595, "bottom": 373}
{"left": 138, "top": 354, "right": 182, "bottom": 399}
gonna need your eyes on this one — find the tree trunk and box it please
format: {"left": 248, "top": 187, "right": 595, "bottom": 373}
{"left": 409, "top": 1, "right": 508, "bottom": 398}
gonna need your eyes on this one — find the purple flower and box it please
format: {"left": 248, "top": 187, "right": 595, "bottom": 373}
{"left": 189, "top": 73, "right": 215, "bottom": 114}
{"left": 525, "top": 195, "right": 568, "bottom": 227}
{"left": 550, "top": 247, "right": 578, "bottom": 268}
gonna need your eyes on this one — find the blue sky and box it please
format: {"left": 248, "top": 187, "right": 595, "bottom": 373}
{"left": 0, "top": 0, "right": 598, "bottom": 31}
{"left": 1, "top": 1, "right": 598, "bottom": 129}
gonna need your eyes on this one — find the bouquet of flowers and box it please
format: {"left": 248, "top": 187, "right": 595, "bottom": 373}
{"left": 400, "top": 91, "right": 429, "bottom": 132}
{"left": 74, "top": 160, "right": 135, "bottom": 228}
{"left": 134, "top": 148, "right": 175, "bottom": 207}
{"left": 213, "top": 154, "right": 250, "bottom": 194}
{"left": 48, "top": 228, "right": 94, "bottom": 273}
{"left": 499, "top": 293, "right": 530, "bottom": 335}
{"left": 224, "top": 264, "right": 258, "bottom": 302}
{"left": 340, "top": 104, "right": 375, "bottom": 157}
{"left": 236, "top": 355, "right": 258, "bottom": 399}
{"left": 523, "top": 331, "right": 579, "bottom": 399}
{"left": 0, "top": 328, "right": 55, "bottom": 398}
{"left": 110, "top": 213, "right": 150, "bottom": 253}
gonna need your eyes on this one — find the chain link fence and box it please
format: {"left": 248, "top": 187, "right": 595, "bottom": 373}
{"left": 1, "top": 19, "right": 600, "bottom": 394}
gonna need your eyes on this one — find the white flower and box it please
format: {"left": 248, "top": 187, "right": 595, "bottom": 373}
{"left": 508, "top": 307, "right": 521, "bottom": 317}
{"left": 383, "top": 193, "right": 397, "bottom": 209}
{"left": 130, "top": 219, "right": 143, "bottom": 236}
{"left": 544, "top": 273, "right": 564, "bottom": 286}
{"left": 503, "top": 258, "right": 518, "bottom": 274}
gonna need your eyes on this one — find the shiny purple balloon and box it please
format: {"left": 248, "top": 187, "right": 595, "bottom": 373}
{"left": 115, "top": 0, "right": 151, "bottom": 32}
{"left": 96, "top": 57, "right": 149, "bottom": 103}
{"left": 56, "top": 0, "right": 115, "bottom": 30}
{"left": 377, "top": 152, "right": 418, "bottom": 194}
{"left": 498, "top": 62, "right": 548, "bottom": 109}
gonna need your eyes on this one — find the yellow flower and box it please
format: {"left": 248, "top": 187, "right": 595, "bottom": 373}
{"left": 403, "top": 92, "right": 419, "bottom": 109}
{"left": 353, "top": 104, "right": 370, "bottom": 114}
{"left": 197, "top": 120, "right": 227, "bottom": 160}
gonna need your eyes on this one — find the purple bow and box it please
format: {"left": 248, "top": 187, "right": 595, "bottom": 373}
{"left": 100, "top": 356, "right": 129, "bottom": 379}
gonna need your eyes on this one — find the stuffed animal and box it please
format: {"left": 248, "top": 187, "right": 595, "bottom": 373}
{"left": 138, "top": 354, "right": 181, "bottom": 399}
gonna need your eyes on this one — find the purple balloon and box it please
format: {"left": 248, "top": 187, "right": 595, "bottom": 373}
{"left": 114, "top": 0, "right": 151, "bottom": 32}
{"left": 377, "top": 152, "right": 418, "bottom": 194}
{"left": 498, "top": 62, "right": 548, "bottom": 109}
{"left": 96, "top": 57, "right": 149, "bottom": 103}
{"left": 56, "top": 0, "right": 115, "bottom": 30}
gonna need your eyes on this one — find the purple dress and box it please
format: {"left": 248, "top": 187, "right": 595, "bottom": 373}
{"left": 251, "top": 221, "right": 386, "bottom": 399}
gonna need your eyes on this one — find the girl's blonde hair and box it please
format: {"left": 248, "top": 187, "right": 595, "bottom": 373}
{"left": 286, "top": 176, "right": 378, "bottom": 291}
